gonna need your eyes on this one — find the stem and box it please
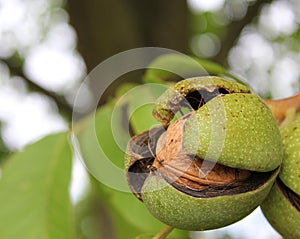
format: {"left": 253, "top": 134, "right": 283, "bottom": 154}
{"left": 152, "top": 226, "right": 174, "bottom": 239}
{"left": 264, "top": 92, "right": 300, "bottom": 124}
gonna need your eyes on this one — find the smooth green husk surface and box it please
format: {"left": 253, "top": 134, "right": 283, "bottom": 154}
{"left": 280, "top": 120, "right": 300, "bottom": 195}
{"left": 183, "top": 93, "right": 282, "bottom": 172}
{"left": 142, "top": 168, "right": 279, "bottom": 231}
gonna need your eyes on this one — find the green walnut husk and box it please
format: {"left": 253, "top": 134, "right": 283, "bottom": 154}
{"left": 125, "top": 77, "right": 282, "bottom": 231}
{"left": 142, "top": 169, "right": 278, "bottom": 230}
{"left": 261, "top": 119, "right": 300, "bottom": 239}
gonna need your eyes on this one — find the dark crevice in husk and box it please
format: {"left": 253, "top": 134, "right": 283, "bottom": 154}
{"left": 277, "top": 178, "right": 300, "bottom": 212}
{"left": 128, "top": 126, "right": 165, "bottom": 159}
{"left": 165, "top": 169, "right": 276, "bottom": 198}
{"left": 127, "top": 157, "right": 154, "bottom": 200}
{"left": 127, "top": 126, "right": 166, "bottom": 200}
{"left": 127, "top": 124, "right": 277, "bottom": 199}
{"left": 159, "top": 87, "right": 234, "bottom": 125}
{"left": 182, "top": 88, "right": 230, "bottom": 110}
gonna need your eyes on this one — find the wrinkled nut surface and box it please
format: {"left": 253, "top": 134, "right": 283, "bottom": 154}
{"left": 261, "top": 119, "right": 300, "bottom": 239}
{"left": 125, "top": 77, "right": 282, "bottom": 230}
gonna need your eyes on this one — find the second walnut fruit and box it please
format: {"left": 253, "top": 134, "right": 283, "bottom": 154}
{"left": 125, "top": 77, "right": 283, "bottom": 230}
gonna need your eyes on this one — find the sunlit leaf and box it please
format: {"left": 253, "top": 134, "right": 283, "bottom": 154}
{"left": 0, "top": 132, "right": 74, "bottom": 239}
{"left": 142, "top": 53, "right": 245, "bottom": 85}
{"left": 142, "top": 53, "right": 207, "bottom": 83}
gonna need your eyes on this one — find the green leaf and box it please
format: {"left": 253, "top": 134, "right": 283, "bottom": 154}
{"left": 74, "top": 78, "right": 190, "bottom": 238}
{"left": 142, "top": 53, "right": 246, "bottom": 86}
{"left": 0, "top": 132, "right": 74, "bottom": 239}
{"left": 74, "top": 183, "right": 142, "bottom": 239}
{"left": 75, "top": 100, "right": 164, "bottom": 232}
{"left": 118, "top": 83, "right": 168, "bottom": 133}
{"left": 74, "top": 83, "right": 168, "bottom": 186}
{"left": 143, "top": 53, "right": 207, "bottom": 83}
{"left": 91, "top": 179, "right": 190, "bottom": 239}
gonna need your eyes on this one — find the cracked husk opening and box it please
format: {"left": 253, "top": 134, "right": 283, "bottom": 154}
{"left": 126, "top": 116, "right": 275, "bottom": 200}
{"left": 127, "top": 84, "right": 274, "bottom": 200}
{"left": 277, "top": 178, "right": 300, "bottom": 212}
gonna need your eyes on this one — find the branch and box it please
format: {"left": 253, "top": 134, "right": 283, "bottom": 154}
{"left": 1, "top": 58, "right": 73, "bottom": 121}
{"left": 265, "top": 92, "right": 300, "bottom": 125}
{"left": 152, "top": 225, "right": 174, "bottom": 239}
{"left": 213, "top": 0, "right": 272, "bottom": 66}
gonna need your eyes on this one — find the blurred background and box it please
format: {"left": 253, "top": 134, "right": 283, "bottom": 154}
{"left": 0, "top": 0, "right": 299, "bottom": 238}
